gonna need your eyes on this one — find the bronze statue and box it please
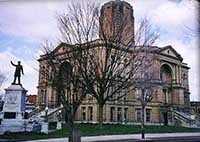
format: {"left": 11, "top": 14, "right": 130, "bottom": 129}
{"left": 10, "top": 61, "right": 24, "bottom": 85}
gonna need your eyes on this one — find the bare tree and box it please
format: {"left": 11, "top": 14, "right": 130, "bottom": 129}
{"left": 57, "top": 2, "right": 159, "bottom": 128}
{"left": 57, "top": 2, "right": 135, "bottom": 127}
{"left": 0, "top": 71, "right": 6, "bottom": 91}
{"left": 134, "top": 46, "right": 160, "bottom": 139}
{"left": 40, "top": 2, "right": 159, "bottom": 131}
{"left": 40, "top": 42, "right": 88, "bottom": 142}
{"left": 184, "top": 0, "right": 199, "bottom": 37}
{"left": 41, "top": 43, "right": 81, "bottom": 117}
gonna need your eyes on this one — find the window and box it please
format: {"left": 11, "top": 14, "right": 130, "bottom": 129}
{"left": 124, "top": 108, "right": 128, "bottom": 122}
{"left": 110, "top": 86, "right": 115, "bottom": 100}
{"left": 184, "top": 94, "right": 189, "bottom": 106}
{"left": 136, "top": 108, "right": 142, "bottom": 122}
{"left": 117, "top": 107, "right": 122, "bottom": 122}
{"left": 183, "top": 73, "right": 187, "bottom": 79}
{"left": 123, "top": 89, "right": 128, "bottom": 101}
{"left": 88, "top": 106, "right": 93, "bottom": 121}
{"left": 110, "top": 107, "right": 115, "bottom": 122}
{"left": 134, "top": 60, "right": 141, "bottom": 79}
{"left": 123, "top": 95, "right": 127, "bottom": 101}
{"left": 81, "top": 107, "right": 86, "bottom": 121}
{"left": 41, "top": 89, "right": 46, "bottom": 105}
{"left": 146, "top": 109, "right": 151, "bottom": 122}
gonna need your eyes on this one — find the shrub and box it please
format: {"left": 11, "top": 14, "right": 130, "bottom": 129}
{"left": 48, "top": 121, "right": 57, "bottom": 130}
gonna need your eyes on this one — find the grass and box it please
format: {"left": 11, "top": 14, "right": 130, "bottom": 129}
{"left": 1, "top": 124, "right": 200, "bottom": 141}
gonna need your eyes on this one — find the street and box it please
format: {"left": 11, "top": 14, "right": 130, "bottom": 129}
{"left": 95, "top": 136, "right": 200, "bottom": 142}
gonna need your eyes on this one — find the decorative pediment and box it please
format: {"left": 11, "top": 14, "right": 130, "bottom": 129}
{"left": 53, "top": 42, "right": 71, "bottom": 55}
{"left": 158, "top": 45, "right": 183, "bottom": 61}
{"left": 53, "top": 39, "right": 102, "bottom": 55}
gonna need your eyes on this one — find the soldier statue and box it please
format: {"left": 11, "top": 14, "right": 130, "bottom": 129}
{"left": 10, "top": 61, "right": 24, "bottom": 85}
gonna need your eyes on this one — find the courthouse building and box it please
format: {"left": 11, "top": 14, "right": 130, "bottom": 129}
{"left": 37, "top": 0, "right": 191, "bottom": 125}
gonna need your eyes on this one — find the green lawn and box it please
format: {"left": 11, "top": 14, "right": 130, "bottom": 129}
{"left": 1, "top": 124, "right": 200, "bottom": 141}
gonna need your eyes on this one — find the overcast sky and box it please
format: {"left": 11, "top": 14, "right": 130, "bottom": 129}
{"left": 0, "top": 0, "right": 199, "bottom": 101}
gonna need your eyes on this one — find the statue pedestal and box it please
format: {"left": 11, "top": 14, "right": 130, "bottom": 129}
{"left": 0, "top": 85, "right": 27, "bottom": 134}
{"left": 56, "top": 122, "right": 62, "bottom": 130}
{"left": 41, "top": 122, "right": 48, "bottom": 134}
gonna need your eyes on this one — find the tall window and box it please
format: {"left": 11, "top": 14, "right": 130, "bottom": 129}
{"left": 117, "top": 107, "right": 122, "bottom": 122}
{"left": 136, "top": 108, "right": 142, "bottom": 122}
{"left": 110, "top": 107, "right": 115, "bottom": 122}
{"left": 88, "top": 106, "right": 93, "bottom": 121}
{"left": 40, "top": 90, "right": 44, "bottom": 105}
{"left": 146, "top": 109, "right": 151, "bottom": 122}
{"left": 81, "top": 107, "right": 86, "bottom": 121}
{"left": 41, "top": 89, "right": 46, "bottom": 105}
{"left": 124, "top": 108, "right": 128, "bottom": 122}
{"left": 110, "top": 85, "right": 116, "bottom": 100}
{"left": 121, "top": 89, "right": 128, "bottom": 102}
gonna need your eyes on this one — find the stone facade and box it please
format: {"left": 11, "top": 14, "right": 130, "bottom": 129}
{"left": 37, "top": 0, "right": 190, "bottom": 125}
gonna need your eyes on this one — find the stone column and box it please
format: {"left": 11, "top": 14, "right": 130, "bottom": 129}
{"left": 179, "top": 65, "right": 182, "bottom": 84}
{"left": 166, "top": 90, "right": 169, "bottom": 104}
{"left": 172, "top": 67, "right": 176, "bottom": 83}
{"left": 176, "top": 65, "right": 179, "bottom": 83}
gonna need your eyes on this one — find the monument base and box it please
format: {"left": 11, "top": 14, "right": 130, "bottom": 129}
{"left": 0, "top": 84, "right": 27, "bottom": 134}
{"left": 0, "top": 119, "right": 27, "bottom": 134}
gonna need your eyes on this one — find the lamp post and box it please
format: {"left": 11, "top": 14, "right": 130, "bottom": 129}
{"left": 139, "top": 45, "right": 153, "bottom": 139}
{"left": 141, "top": 88, "right": 145, "bottom": 139}
{"left": 58, "top": 110, "right": 62, "bottom": 121}
{"left": 45, "top": 106, "right": 48, "bottom": 122}
{"left": 56, "top": 110, "right": 62, "bottom": 130}
{"left": 41, "top": 106, "right": 49, "bottom": 134}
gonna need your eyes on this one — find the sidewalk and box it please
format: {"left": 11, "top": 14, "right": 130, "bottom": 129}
{"left": 24, "top": 132, "right": 200, "bottom": 142}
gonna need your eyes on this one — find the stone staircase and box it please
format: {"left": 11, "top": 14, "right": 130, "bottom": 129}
{"left": 172, "top": 110, "right": 198, "bottom": 128}
{"left": 29, "top": 106, "right": 63, "bottom": 122}
{"left": 28, "top": 106, "right": 42, "bottom": 118}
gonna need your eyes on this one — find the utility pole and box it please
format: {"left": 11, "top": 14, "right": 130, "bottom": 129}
{"left": 141, "top": 89, "right": 145, "bottom": 139}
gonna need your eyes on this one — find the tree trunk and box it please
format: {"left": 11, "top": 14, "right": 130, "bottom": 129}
{"left": 98, "top": 104, "right": 104, "bottom": 127}
{"left": 65, "top": 111, "right": 69, "bottom": 124}
{"left": 141, "top": 105, "right": 145, "bottom": 139}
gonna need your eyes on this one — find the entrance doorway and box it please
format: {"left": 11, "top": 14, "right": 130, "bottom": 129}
{"left": 163, "top": 112, "right": 168, "bottom": 125}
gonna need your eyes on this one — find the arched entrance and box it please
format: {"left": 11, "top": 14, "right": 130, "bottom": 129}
{"left": 56, "top": 61, "right": 73, "bottom": 106}
{"left": 160, "top": 64, "right": 172, "bottom": 84}
{"left": 160, "top": 64, "right": 173, "bottom": 125}
{"left": 160, "top": 64, "right": 173, "bottom": 104}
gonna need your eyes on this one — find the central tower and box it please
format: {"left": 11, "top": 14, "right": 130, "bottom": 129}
{"left": 99, "top": 0, "right": 135, "bottom": 45}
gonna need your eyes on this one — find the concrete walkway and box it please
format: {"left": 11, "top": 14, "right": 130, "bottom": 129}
{"left": 24, "top": 132, "right": 200, "bottom": 142}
